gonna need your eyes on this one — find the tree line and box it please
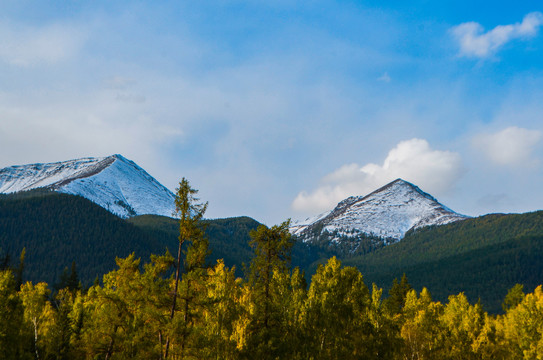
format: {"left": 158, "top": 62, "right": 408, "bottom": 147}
{"left": 1, "top": 179, "right": 543, "bottom": 359}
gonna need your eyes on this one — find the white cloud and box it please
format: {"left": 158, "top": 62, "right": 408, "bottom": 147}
{"left": 0, "top": 21, "right": 84, "bottom": 66}
{"left": 292, "top": 139, "right": 464, "bottom": 214}
{"left": 473, "top": 126, "right": 542, "bottom": 166}
{"left": 452, "top": 12, "right": 543, "bottom": 58}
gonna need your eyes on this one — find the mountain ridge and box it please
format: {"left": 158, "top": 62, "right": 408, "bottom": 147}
{"left": 0, "top": 154, "right": 176, "bottom": 218}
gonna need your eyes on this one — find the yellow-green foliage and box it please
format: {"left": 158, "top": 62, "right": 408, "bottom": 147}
{"left": 3, "top": 259, "right": 543, "bottom": 359}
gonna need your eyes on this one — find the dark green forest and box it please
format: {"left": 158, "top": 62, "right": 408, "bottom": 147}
{"left": 345, "top": 212, "right": 543, "bottom": 312}
{"left": 0, "top": 191, "right": 261, "bottom": 285}
{"left": 0, "top": 190, "right": 328, "bottom": 286}
{"left": 0, "top": 190, "right": 166, "bottom": 286}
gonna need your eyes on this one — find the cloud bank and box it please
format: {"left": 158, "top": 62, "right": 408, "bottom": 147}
{"left": 292, "top": 139, "right": 464, "bottom": 214}
{"left": 452, "top": 12, "right": 543, "bottom": 58}
{"left": 473, "top": 126, "right": 542, "bottom": 166}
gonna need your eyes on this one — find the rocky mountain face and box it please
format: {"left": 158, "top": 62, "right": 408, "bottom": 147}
{"left": 291, "top": 179, "right": 469, "bottom": 251}
{"left": 0, "top": 154, "right": 176, "bottom": 218}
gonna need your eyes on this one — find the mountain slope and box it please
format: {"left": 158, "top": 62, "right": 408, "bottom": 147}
{"left": 0, "top": 154, "right": 176, "bottom": 218}
{"left": 291, "top": 179, "right": 468, "bottom": 251}
{"left": 0, "top": 190, "right": 169, "bottom": 286}
{"left": 0, "top": 190, "right": 263, "bottom": 285}
{"left": 127, "top": 214, "right": 330, "bottom": 277}
{"left": 344, "top": 211, "right": 543, "bottom": 312}
{"left": 385, "top": 234, "right": 543, "bottom": 313}
{"left": 128, "top": 214, "right": 261, "bottom": 274}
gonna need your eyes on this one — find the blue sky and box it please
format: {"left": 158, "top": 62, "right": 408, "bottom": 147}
{"left": 1, "top": 1, "right": 543, "bottom": 224}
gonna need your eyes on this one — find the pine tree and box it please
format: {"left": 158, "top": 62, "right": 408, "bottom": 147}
{"left": 55, "top": 261, "right": 82, "bottom": 294}
{"left": 384, "top": 273, "right": 412, "bottom": 315}
{"left": 164, "top": 178, "right": 208, "bottom": 359}
{"left": 243, "top": 220, "right": 295, "bottom": 359}
{"left": 15, "top": 248, "right": 25, "bottom": 290}
{"left": 365, "top": 283, "right": 402, "bottom": 359}
{"left": 66, "top": 261, "right": 82, "bottom": 294}
{"left": 0, "top": 271, "right": 24, "bottom": 359}
{"left": 46, "top": 289, "right": 79, "bottom": 360}
{"left": 502, "top": 284, "right": 524, "bottom": 313}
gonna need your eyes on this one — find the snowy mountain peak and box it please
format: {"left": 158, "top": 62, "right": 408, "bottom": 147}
{"left": 291, "top": 178, "right": 469, "bottom": 247}
{"left": 362, "top": 178, "right": 441, "bottom": 208}
{"left": 0, "top": 155, "right": 176, "bottom": 218}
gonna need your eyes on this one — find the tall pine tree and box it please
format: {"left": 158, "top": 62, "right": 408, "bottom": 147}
{"left": 242, "top": 220, "right": 295, "bottom": 359}
{"left": 164, "top": 178, "right": 209, "bottom": 359}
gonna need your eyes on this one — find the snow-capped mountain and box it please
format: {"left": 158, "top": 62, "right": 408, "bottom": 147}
{"left": 291, "top": 179, "right": 469, "bottom": 247}
{"left": 0, "top": 155, "right": 176, "bottom": 218}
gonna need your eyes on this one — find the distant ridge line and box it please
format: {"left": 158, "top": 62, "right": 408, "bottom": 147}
{"left": 51, "top": 156, "right": 116, "bottom": 189}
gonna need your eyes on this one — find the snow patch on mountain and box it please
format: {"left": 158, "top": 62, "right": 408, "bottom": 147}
{"left": 0, "top": 155, "right": 176, "bottom": 218}
{"left": 289, "top": 210, "right": 332, "bottom": 234}
{"left": 291, "top": 179, "right": 469, "bottom": 246}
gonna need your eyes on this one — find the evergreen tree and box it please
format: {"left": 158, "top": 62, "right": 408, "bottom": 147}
{"left": 15, "top": 248, "right": 25, "bottom": 290}
{"left": 55, "top": 261, "right": 81, "bottom": 294}
{"left": 365, "top": 283, "right": 401, "bottom": 359}
{"left": 502, "top": 284, "right": 524, "bottom": 313}
{"left": 384, "top": 274, "right": 412, "bottom": 315}
{"left": 242, "top": 220, "right": 295, "bottom": 359}
{"left": 0, "top": 249, "right": 10, "bottom": 271}
{"left": 46, "top": 289, "right": 78, "bottom": 360}
{"left": 0, "top": 271, "right": 24, "bottom": 359}
{"left": 164, "top": 178, "right": 209, "bottom": 359}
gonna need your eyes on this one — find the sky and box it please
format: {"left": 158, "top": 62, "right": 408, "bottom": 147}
{"left": 1, "top": 1, "right": 543, "bottom": 225}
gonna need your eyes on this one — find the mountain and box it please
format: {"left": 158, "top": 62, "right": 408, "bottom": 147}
{"left": 0, "top": 154, "right": 176, "bottom": 218}
{"left": 291, "top": 179, "right": 469, "bottom": 252}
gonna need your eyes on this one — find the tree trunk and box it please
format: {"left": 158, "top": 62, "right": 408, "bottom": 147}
{"left": 104, "top": 337, "right": 114, "bottom": 360}
{"left": 158, "top": 331, "right": 164, "bottom": 360}
{"left": 164, "top": 238, "right": 184, "bottom": 359}
{"left": 33, "top": 317, "right": 40, "bottom": 360}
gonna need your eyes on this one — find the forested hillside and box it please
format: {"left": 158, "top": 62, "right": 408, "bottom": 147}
{"left": 345, "top": 211, "right": 543, "bottom": 312}
{"left": 129, "top": 215, "right": 259, "bottom": 275}
{"left": 0, "top": 191, "right": 264, "bottom": 285}
{"left": 2, "top": 220, "right": 543, "bottom": 359}
{"left": 0, "top": 190, "right": 326, "bottom": 286}
{"left": 0, "top": 190, "right": 168, "bottom": 286}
